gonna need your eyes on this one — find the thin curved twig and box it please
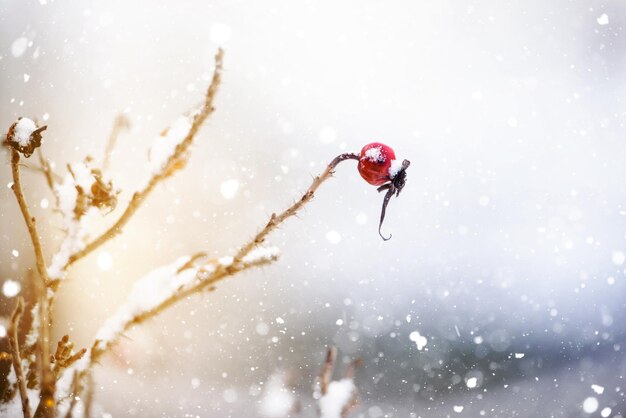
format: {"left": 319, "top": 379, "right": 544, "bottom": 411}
{"left": 232, "top": 152, "right": 360, "bottom": 266}
{"left": 378, "top": 187, "right": 394, "bottom": 241}
{"left": 8, "top": 297, "right": 31, "bottom": 418}
{"left": 102, "top": 114, "right": 131, "bottom": 172}
{"left": 10, "top": 150, "right": 55, "bottom": 417}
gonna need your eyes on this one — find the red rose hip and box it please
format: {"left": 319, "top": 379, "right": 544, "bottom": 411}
{"left": 358, "top": 142, "right": 396, "bottom": 186}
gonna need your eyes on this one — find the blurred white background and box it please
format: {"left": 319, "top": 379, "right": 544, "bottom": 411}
{"left": 2, "top": 0, "right": 626, "bottom": 416}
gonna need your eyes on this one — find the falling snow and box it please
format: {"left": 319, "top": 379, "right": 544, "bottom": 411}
{"left": 3, "top": 2, "right": 626, "bottom": 417}
{"left": 2, "top": 280, "right": 21, "bottom": 298}
{"left": 409, "top": 330, "right": 428, "bottom": 350}
{"left": 11, "top": 37, "right": 28, "bottom": 57}
{"left": 220, "top": 178, "right": 240, "bottom": 199}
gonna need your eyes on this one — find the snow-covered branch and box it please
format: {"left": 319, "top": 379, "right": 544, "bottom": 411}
{"left": 55, "top": 245, "right": 279, "bottom": 416}
{"left": 232, "top": 152, "right": 359, "bottom": 266}
{"left": 91, "top": 245, "right": 279, "bottom": 360}
{"left": 316, "top": 347, "right": 360, "bottom": 418}
{"left": 64, "top": 48, "right": 224, "bottom": 269}
{"left": 47, "top": 159, "right": 118, "bottom": 282}
{"left": 2, "top": 43, "right": 370, "bottom": 417}
{"left": 9, "top": 147, "right": 56, "bottom": 418}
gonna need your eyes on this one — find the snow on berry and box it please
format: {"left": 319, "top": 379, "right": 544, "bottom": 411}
{"left": 358, "top": 142, "right": 396, "bottom": 186}
{"left": 363, "top": 145, "right": 383, "bottom": 162}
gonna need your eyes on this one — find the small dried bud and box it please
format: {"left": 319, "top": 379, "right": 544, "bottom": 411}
{"left": 90, "top": 168, "right": 118, "bottom": 212}
{"left": 6, "top": 117, "right": 47, "bottom": 158}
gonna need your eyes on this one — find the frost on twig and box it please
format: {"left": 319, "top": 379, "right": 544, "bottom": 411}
{"left": 47, "top": 158, "right": 118, "bottom": 282}
{"left": 54, "top": 245, "right": 279, "bottom": 416}
{"left": 148, "top": 112, "right": 197, "bottom": 177}
{"left": 93, "top": 255, "right": 202, "bottom": 352}
{"left": 316, "top": 347, "right": 360, "bottom": 418}
{"left": 91, "top": 245, "right": 280, "bottom": 356}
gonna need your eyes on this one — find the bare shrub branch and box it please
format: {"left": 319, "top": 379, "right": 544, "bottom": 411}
{"left": 51, "top": 336, "right": 86, "bottom": 379}
{"left": 10, "top": 150, "right": 55, "bottom": 417}
{"left": 65, "top": 48, "right": 224, "bottom": 269}
{"left": 320, "top": 347, "right": 337, "bottom": 396}
{"left": 102, "top": 114, "right": 131, "bottom": 172}
{"left": 4, "top": 46, "right": 368, "bottom": 417}
{"left": 317, "top": 347, "right": 360, "bottom": 418}
{"left": 8, "top": 297, "right": 31, "bottom": 418}
{"left": 232, "top": 152, "right": 359, "bottom": 266}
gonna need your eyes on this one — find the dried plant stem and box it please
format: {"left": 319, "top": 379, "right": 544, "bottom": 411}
{"left": 102, "top": 114, "right": 130, "bottom": 172}
{"left": 8, "top": 297, "right": 31, "bottom": 418}
{"left": 61, "top": 371, "right": 80, "bottom": 418}
{"left": 82, "top": 151, "right": 358, "bottom": 367}
{"left": 82, "top": 373, "right": 94, "bottom": 418}
{"left": 10, "top": 151, "right": 49, "bottom": 288}
{"left": 344, "top": 357, "right": 363, "bottom": 379}
{"left": 63, "top": 251, "right": 276, "bottom": 417}
{"left": 232, "top": 152, "right": 359, "bottom": 266}
{"left": 64, "top": 48, "right": 224, "bottom": 269}
{"left": 319, "top": 346, "right": 337, "bottom": 395}
{"left": 10, "top": 150, "right": 55, "bottom": 418}
{"left": 90, "top": 253, "right": 275, "bottom": 362}
{"left": 317, "top": 346, "right": 360, "bottom": 418}
{"left": 36, "top": 149, "right": 58, "bottom": 193}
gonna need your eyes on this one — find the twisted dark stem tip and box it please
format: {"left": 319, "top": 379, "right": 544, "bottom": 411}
{"left": 378, "top": 187, "right": 394, "bottom": 241}
{"left": 377, "top": 158, "right": 410, "bottom": 241}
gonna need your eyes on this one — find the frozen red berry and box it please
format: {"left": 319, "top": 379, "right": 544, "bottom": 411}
{"left": 357, "top": 142, "right": 396, "bottom": 186}
{"left": 353, "top": 142, "right": 410, "bottom": 240}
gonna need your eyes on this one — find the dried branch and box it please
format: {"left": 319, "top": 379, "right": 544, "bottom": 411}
{"left": 344, "top": 358, "right": 363, "bottom": 380}
{"left": 67, "top": 151, "right": 360, "bottom": 404}
{"left": 320, "top": 346, "right": 337, "bottom": 396}
{"left": 36, "top": 149, "right": 60, "bottom": 193}
{"left": 10, "top": 149, "right": 55, "bottom": 417}
{"left": 232, "top": 152, "right": 359, "bottom": 266}
{"left": 10, "top": 150, "right": 50, "bottom": 289}
{"left": 51, "top": 336, "right": 86, "bottom": 379}
{"left": 90, "top": 247, "right": 278, "bottom": 363}
{"left": 8, "top": 297, "right": 31, "bottom": 418}
{"left": 81, "top": 372, "right": 94, "bottom": 418}
{"left": 60, "top": 246, "right": 277, "bottom": 417}
{"left": 61, "top": 371, "right": 80, "bottom": 418}
{"left": 102, "top": 114, "right": 130, "bottom": 172}
{"left": 317, "top": 347, "right": 360, "bottom": 418}
{"left": 46, "top": 158, "right": 118, "bottom": 284}
{"left": 21, "top": 160, "right": 62, "bottom": 191}
{"left": 65, "top": 48, "right": 224, "bottom": 269}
